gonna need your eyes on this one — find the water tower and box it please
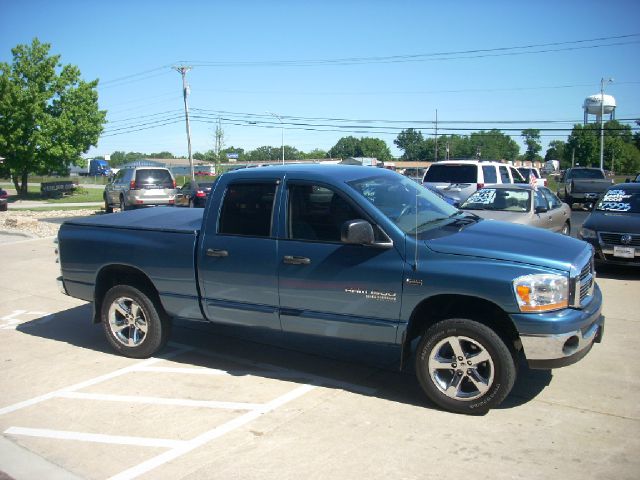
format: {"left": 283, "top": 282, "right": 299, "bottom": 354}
{"left": 583, "top": 93, "right": 616, "bottom": 124}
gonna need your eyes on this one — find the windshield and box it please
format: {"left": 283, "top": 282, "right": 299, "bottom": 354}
{"left": 423, "top": 164, "right": 477, "bottom": 183}
{"left": 461, "top": 188, "right": 530, "bottom": 212}
{"left": 348, "top": 175, "right": 459, "bottom": 234}
{"left": 596, "top": 189, "right": 640, "bottom": 213}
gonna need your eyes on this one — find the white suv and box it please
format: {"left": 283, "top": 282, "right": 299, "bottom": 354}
{"left": 423, "top": 160, "right": 526, "bottom": 205}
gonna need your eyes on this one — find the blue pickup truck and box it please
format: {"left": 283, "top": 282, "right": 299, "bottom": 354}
{"left": 57, "top": 165, "right": 604, "bottom": 414}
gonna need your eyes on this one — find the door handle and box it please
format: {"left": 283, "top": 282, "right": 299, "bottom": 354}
{"left": 207, "top": 249, "right": 229, "bottom": 257}
{"left": 283, "top": 255, "right": 311, "bottom": 265}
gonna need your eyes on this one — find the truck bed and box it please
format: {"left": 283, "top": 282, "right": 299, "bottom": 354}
{"left": 59, "top": 207, "right": 204, "bottom": 320}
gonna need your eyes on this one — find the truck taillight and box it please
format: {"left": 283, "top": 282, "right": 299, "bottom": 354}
{"left": 130, "top": 180, "right": 138, "bottom": 190}
{"left": 196, "top": 190, "right": 206, "bottom": 198}
{"left": 173, "top": 180, "right": 177, "bottom": 189}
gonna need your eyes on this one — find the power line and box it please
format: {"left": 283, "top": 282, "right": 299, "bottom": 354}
{"left": 180, "top": 33, "right": 640, "bottom": 67}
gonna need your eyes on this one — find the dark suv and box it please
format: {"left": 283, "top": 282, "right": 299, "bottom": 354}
{"left": 104, "top": 167, "right": 177, "bottom": 212}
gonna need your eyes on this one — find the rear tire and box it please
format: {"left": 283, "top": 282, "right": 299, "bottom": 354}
{"left": 415, "top": 318, "right": 516, "bottom": 415}
{"left": 561, "top": 221, "right": 571, "bottom": 236}
{"left": 101, "top": 285, "right": 170, "bottom": 358}
{"left": 119, "top": 195, "right": 129, "bottom": 212}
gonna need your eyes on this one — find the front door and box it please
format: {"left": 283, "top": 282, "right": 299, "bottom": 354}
{"left": 277, "top": 182, "right": 405, "bottom": 344}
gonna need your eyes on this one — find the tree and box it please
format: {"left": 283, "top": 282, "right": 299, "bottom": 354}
{"left": 0, "top": 38, "right": 105, "bottom": 195}
{"left": 545, "top": 140, "right": 566, "bottom": 162}
{"left": 394, "top": 128, "right": 425, "bottom": 160}
{"left": 360, "top": 137, "right": 392, "bottom": 161}
{"left": 521, "top": 129, "right": 542, "bottom": 162}
{"left": 566, "top": 124, "right": 601, "bottom": 167}
{"left": 329, "top": 136, "right": 362, "bottom": 159}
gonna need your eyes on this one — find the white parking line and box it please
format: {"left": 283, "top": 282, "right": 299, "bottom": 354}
{"left": 108, "top": 384, "right": 317, "bottom": 480}
{"left": 5, "top": 427, "right": 186, "bottom": 449}
{"left": 57, "top": 392, "right": 263, "bottom": 411}
{"left": 0, "top": 346, "right": 191, "bottom": 416}
{"left": 135, "top": 366, "right": 231, "bottom": 376}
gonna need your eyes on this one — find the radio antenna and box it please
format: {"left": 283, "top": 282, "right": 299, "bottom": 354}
{"left": 413, "top": 186, "right": 419, "bottom": 271}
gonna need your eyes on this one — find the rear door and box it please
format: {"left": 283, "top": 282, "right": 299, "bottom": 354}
{"left": 198, "top": 180, "right": 282, "bottom": 330}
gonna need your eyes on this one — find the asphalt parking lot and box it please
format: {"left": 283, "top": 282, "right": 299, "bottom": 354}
{"left": 1, "top": 234, "right": 639, "bottom": 480}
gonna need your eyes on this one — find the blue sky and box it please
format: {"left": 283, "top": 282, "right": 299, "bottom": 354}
{"left": 1, "top": 0, "right": 639, "bottom": 159}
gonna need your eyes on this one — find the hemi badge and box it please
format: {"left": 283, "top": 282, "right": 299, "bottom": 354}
{"left": 405, "top": 278, "right": 423, "bottom": 286}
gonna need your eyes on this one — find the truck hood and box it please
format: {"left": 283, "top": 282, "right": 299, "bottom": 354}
{"left": 425, "top": 219, "right": 589, "bottom": 272}
{"left": 63, "top": 207, "right": 203, "bottom": 234}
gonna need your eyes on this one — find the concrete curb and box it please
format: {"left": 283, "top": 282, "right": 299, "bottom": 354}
{"left": 0, "top": 437, "right": 83, "bottom": 480}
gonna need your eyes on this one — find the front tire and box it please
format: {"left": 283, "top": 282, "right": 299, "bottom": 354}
{"left": 415, "top": 318, "right": 516, "bottom": 414}
{"left": 101, "top": 285, "right": 170, "bottom": 358}
{"left": 104, "top": 196, "right": 113, "bottom": 214}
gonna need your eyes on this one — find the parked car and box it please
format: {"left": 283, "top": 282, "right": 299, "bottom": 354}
{"left": 423, "top": 160, "right": 526, "bottom": 205}
{"left": 558, "top": 167, "right": 612, "bottom": 209}
{"left": 460, "top": 184, "right": 571, "bottom": 235}
{"left": 517, "top": 167, "right": 547, "bottom": 188}
{"left": 175, "top": 179, "right": 218, "bottom": 208}
{"left": 0, "top": 188, "right": 8, "bottom": 212}
{"left": 579, "top": 183, "right": 640, "bottom": 266}
{"left": 104, "top": 167, "right": 177, "bottom": 213}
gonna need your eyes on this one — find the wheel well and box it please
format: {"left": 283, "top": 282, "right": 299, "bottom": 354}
{"left": 93, "top": 265, "right": 163, "bottom": 323}
{"left": 403, "top": 294, "right": 519, "bottom": 365}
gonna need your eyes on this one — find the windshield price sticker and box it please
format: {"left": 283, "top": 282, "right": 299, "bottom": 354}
{"left": 599, "top": 190, "right": 632, "bottom": 212}
{"left": 468, "top": 189, "right": 496, "bottom": 205}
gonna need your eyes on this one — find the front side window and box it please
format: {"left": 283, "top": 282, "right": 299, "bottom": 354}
{"left": 288, "top": 183, "right": 362, "bottom": 242}
{"left": 541, "top": 188, "right": 562, "bottom": 209}
{"left": 218, "top": 183, "right": 276, "bottom": 237}
{"left": 534, "top": 190, "right": 548, "bottom": 211}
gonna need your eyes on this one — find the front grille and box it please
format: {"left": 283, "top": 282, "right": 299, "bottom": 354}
{"left": 573, "top": 252, "right": 595, "bottom": 307}
{"left": 599, "top": 232, "right": 640, "bottom": 247}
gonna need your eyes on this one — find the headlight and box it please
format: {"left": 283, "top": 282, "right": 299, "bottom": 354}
{"left": 513, "top": 274, "right": 569, "bottom": 312}
{"left": 579, "top": 227, "right": 596, "bottom": 239}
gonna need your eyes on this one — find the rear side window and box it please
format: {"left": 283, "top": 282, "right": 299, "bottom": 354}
{"left": 218, "top": 183, "right": 276, "bottom": 237}
{"left": 482, "top": 166, "right": 497, "bottom": 183}
{"left": 135, "top": 169, "right": 174, "bottom": 188}
{"left": 499, "top": 166, "right": 510, "bottom": 183}
{"left": 424, "top": 164, "right": 477, "bottom": 183}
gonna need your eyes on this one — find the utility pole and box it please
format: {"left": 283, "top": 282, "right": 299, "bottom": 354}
{"left": 175, "top": 65, "right": 195, "bottom": 180}
{"left": 599, "top": 77, "right": 613, "bottom": 171}
{"left": 434, "top": 109, "right": 438, "bottom": 162}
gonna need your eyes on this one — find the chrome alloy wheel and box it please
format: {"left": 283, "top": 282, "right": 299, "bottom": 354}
{"left": 108, "top": 296, "right": 149, "bottom": 347}
{"left": 428, "top": 335, "right": 495, "bottom": 401}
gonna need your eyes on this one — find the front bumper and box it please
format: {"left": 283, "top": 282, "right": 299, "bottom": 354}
{"left": 512, "top": 284, "right": 604, "bottom": 369}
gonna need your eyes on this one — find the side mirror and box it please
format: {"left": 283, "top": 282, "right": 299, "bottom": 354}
{"left": 341, "top": 219, "right": 375, "bottom": 245}
{"left": 535, "top": 206, "right": 548, "bottom": 214}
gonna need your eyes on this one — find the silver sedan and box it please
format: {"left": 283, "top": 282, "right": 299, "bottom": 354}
{"left": 460, "top": 184, "right": 572, "bottom": 235}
